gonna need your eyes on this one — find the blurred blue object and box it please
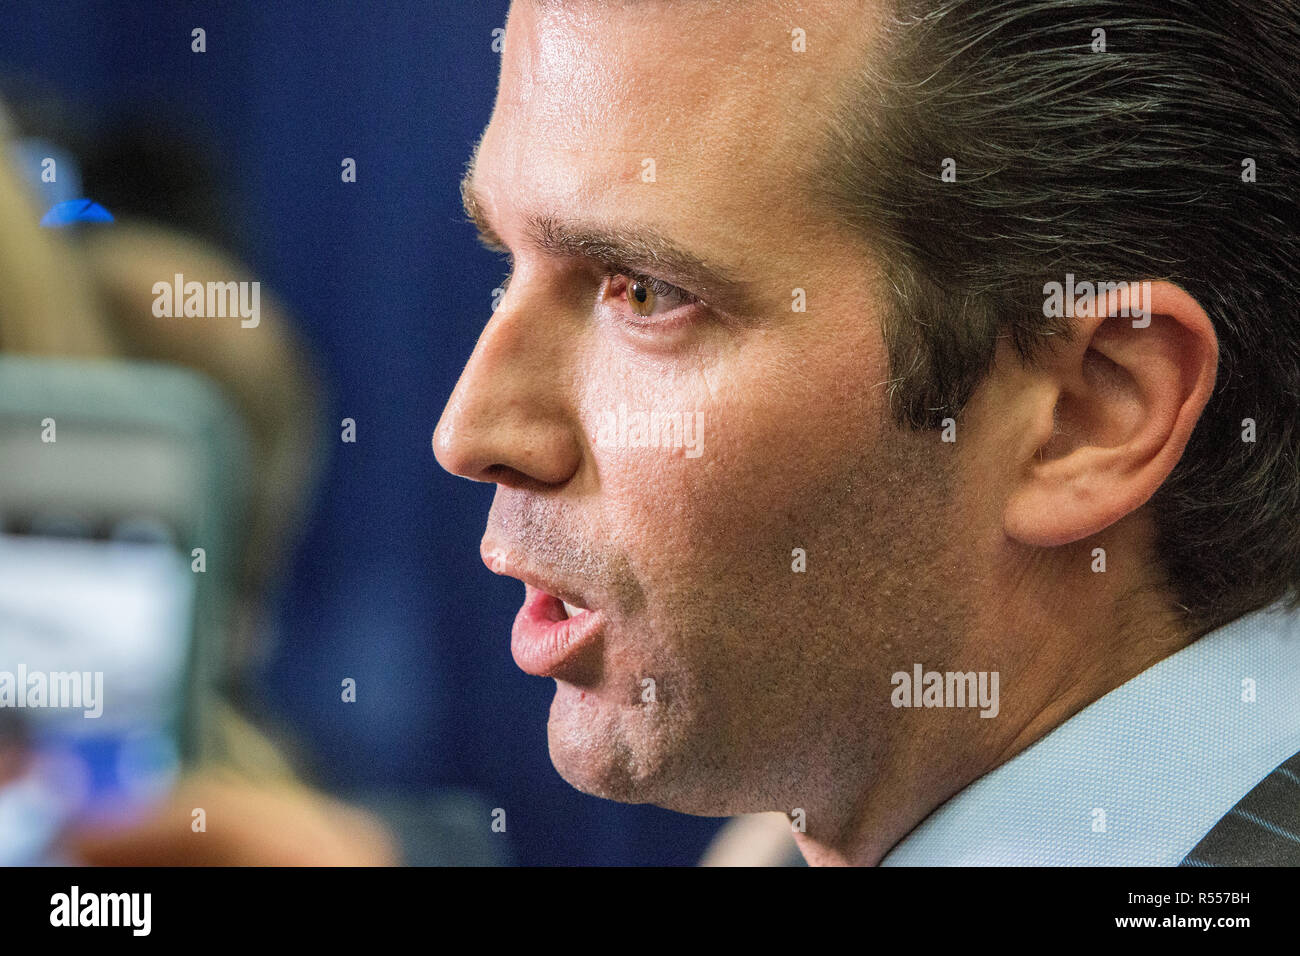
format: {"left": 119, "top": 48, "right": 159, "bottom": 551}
{"left": 39, "top": 197, "right": 114, "bottom": 226}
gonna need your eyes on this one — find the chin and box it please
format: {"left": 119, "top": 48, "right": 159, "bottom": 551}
{"left": 549, "top": 745, "right": 650, "bottom": 805}
{"left": 545, "top": 681, "right": 653, "bottom": 803}
{"left": 544, "top": 680, "right": 740, "bottom": 815}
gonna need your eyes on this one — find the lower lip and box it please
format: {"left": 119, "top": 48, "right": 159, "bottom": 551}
{"left": 511, "top": 585, "right": 606, "bottom": 677}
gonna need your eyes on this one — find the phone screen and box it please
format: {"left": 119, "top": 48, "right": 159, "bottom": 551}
{"left": 0, "top": 527, "right": 195, "bottom": 864}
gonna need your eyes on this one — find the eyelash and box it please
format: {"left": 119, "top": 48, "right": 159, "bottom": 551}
{"left": 496, "top": 258, "right": 703, "bottom": 316}
{"left": 601, "top": 268, "right": 701, "bottom": 311}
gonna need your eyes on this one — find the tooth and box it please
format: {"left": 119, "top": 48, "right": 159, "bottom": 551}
{"left": 562, "top": 601, "right": 585, "bottom": 618}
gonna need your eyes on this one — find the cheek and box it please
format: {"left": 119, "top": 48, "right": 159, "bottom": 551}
{"left": 578, "top": 321, "right": 889, "bottom": 594}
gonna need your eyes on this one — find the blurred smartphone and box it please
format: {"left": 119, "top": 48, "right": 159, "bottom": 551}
{"left": 0, "top": 356, "right": 249, "bottom": 864}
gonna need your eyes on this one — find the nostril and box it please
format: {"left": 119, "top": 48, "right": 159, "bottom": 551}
{"left": 481, "top": 463, "right": 557, "bottom": 492}
{"left": 432, "top": 382, "right": 583, "bottom": 486}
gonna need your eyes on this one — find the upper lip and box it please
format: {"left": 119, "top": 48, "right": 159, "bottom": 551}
{"left": 480, "top": 542, "right": 595, "bottom": 611}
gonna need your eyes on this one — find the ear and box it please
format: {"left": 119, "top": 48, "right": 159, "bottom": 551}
{"left": 1004, "top": 280, "right": 1218, "bottom": 548}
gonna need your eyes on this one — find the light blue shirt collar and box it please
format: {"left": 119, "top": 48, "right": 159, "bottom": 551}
{"left": 881, "top": 601, "right": 1300, "bottom": 865}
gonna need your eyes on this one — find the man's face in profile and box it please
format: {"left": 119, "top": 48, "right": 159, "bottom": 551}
{"left": 437, "top": 0, "right": 989, "bottom": 819}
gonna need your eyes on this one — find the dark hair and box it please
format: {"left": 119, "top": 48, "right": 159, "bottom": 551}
{"left": 808, "top": 0, "right": 1300, "bottom": 633}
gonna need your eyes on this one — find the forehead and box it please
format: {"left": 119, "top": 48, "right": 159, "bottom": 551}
{"left": 474, "top": 0, "right": 878, "bottom": 250}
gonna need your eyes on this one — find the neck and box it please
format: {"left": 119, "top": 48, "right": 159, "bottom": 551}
{"left": 792, "top": 526, "right": 1194, "bottom": 866}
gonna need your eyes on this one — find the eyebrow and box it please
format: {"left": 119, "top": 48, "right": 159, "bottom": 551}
{"left": 458, "top": 166, "right": 757, "bottom": 312}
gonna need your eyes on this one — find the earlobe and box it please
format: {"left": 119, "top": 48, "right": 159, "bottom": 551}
{"left": 1004, "top": 281, "right": 1218, "bottom": 548}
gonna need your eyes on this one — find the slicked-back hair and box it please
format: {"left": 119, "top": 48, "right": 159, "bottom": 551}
{"left": 808, "top": 0, "right": 1300, "bottom": 634}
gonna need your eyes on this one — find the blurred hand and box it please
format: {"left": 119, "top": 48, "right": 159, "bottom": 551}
{"left": 64, "top": 774, "right": 399, "bottom": 866}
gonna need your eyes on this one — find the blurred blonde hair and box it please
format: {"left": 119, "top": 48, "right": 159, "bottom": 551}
{"left": 0, "top": 141, "right": 321, "bottom": 600}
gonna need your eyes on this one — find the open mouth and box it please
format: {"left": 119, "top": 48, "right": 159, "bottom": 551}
{"left": 561, "top": 600, "right": 589, "bottom": 620}
{"left": 532, "top": 589, "right": 591, "bottom": 622}
{"left": 482, "top": 548, "right": 606, "bottom": 677}
{"left": 510, "top": 586, "right": 605, "bottom": 677}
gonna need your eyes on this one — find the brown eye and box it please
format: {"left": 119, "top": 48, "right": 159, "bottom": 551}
{"left": 628, "top": 278, "right": 656, "bottom": 317}
{"left": 605, "top": 271, "right": 699, "bottom": 322}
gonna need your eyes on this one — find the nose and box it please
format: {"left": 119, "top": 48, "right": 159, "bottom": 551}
{"left": 434, "top": 294, "right": 583, "bottom": 488}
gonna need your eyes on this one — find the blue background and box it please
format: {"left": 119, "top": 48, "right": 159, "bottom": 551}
{"left": 0, "top": 0, "right": 725, "bottom": 865}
